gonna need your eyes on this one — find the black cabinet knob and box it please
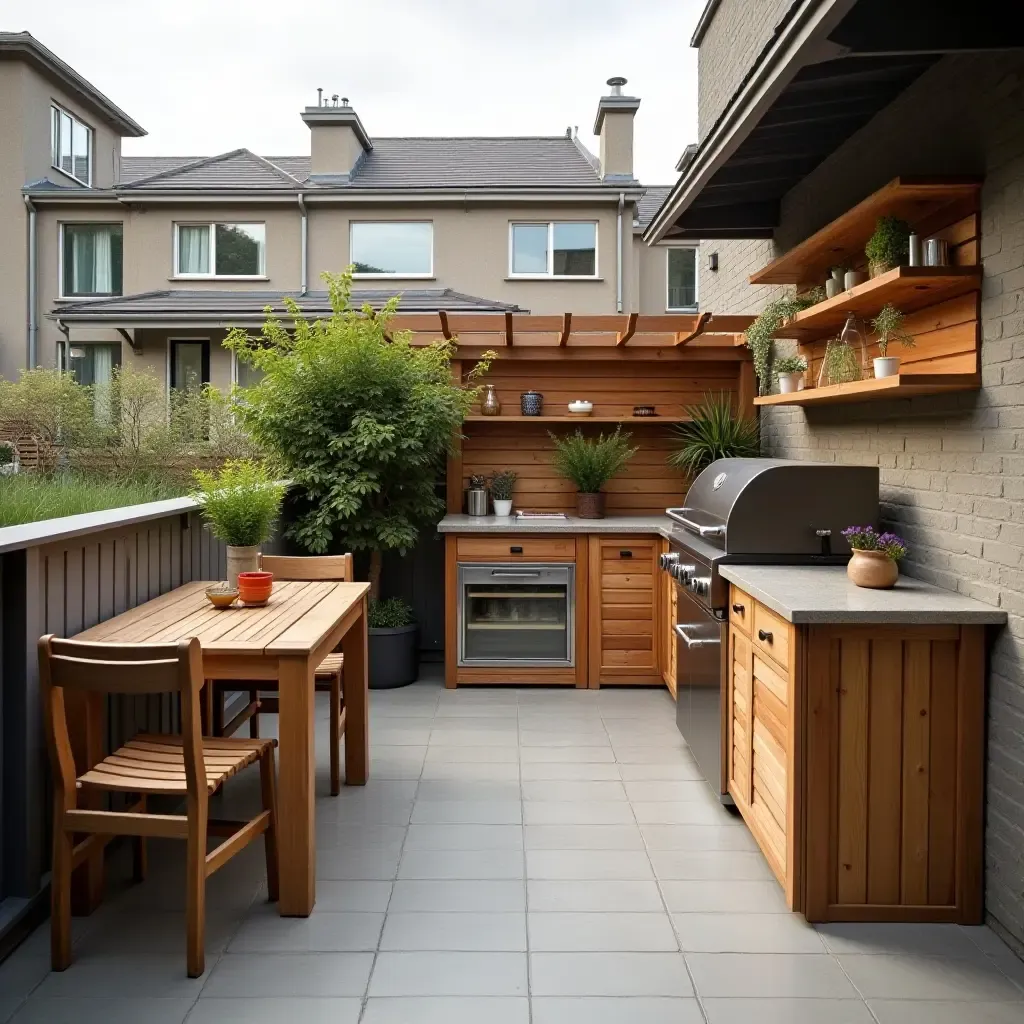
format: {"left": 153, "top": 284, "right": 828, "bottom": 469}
{"left": 510, "top": 546, "right": 523, "bottom": 554}
{"left": 758, "top": 629, "right": 773, "bottom": 643}
{"left": 619, "top": 550, "right": 633, "bottom": 558}
{"left": 732, "top": 603, "right": 744, "bottom": 614}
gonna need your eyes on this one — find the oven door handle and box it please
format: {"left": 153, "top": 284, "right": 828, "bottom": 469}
{"left": 674, "top": 623, "right": 722, "bottom": 649}
{"left": 489, "top": 570, "right": 543, "bottom": 578}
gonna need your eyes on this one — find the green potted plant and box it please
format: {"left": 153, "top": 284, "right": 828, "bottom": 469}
{"left": 842, "top": 525, "right": 907, "bottom": 589}
{"left": 745, "top": 295, "right": 812, "bottom": 396}
{"left": 669, "top": 393, "right": 759, "bottom": 476}
{"left": 549, "top": 427, "right": 637, "bottom": 519}
{"left": 773, "top": 355, "right": 808, "bottom": 395}
{"left": 226, "top": 270, "right": 491, "bottom": 688}
{"left": 367, "top": 597, "right": 417, "bottom": 688}
{"left": 865, "top": 216, "right": 911, "bottom": 277}
{"left": 489, "top": 469, "right": 517, "bottom": 517}
{"left": 870, "top": 303, "right": 915, "bottom": 378}
{"left": 0, "top": 440, "right": 18, "bottom": 476}
{"left": 191, "top": 459, "right": 286, "bottom": 583}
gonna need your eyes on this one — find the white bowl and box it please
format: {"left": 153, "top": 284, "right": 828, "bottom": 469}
{"left": 568, "top": 401, "right": 593, "bottom": 413}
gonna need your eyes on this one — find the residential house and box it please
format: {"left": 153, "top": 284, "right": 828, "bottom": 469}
{"left": 646, "top": 0, "right": 1024, "bottom": 952}
{"left": 0, "top": 32, "right": 694, "bottom": 402}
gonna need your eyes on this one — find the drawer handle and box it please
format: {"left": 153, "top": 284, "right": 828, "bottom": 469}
{"left": 619, "top": 550, "right": 633, "bottom": 558}
{"left": 758, "top": 629, "right": 774, "bottom": 644}
{"left": 732, "top": 603, "right": 745, "bottom": 614}
{"left": 510, "top": 546, "right": 523, "bottom": 554}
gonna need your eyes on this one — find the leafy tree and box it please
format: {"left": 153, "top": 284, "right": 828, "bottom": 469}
{"left": 225, "top": 270, "right": 491, "bottom": 598}
{"left": 0, "top": 367, "right": 96, "bottom": 450}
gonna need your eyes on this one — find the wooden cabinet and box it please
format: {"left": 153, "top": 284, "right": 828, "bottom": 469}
{"left": 725, "top": 584, "right": 986, "bottom": 924}
{"left": 661, "top": 540, "right": 677, "bottom": 699}
{"left": 456, "top": 536, "right": 575, "bottom": 562}
{"left": 588, "top": 537, "right": 662, "bottom": 686}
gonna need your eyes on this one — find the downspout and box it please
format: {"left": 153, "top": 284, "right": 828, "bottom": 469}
{"left": 297, "top": 193, "right": 308, "bottom": 295}
{"left": 24, "top": 195, "right": 37, "bottom": 367}
{"left": 55, "top": 318, "right": 70, "bottom": 372}
{"left": 616, "top": 192, "right": 625, "bottom": 313}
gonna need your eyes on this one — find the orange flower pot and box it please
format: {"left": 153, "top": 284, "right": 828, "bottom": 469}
{"left": 237, "top": 571, "right": 274, "bottom": 605}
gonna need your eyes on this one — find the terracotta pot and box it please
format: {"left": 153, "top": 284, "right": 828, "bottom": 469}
{"left": 847, "top": 549, "right": 899, "bottom": 589}
{"left": 576, "top": 492, "right": 605, "bottom": 519}
{"left": 237, "top": 570, "right": 274, "bottom": 605}
{"left": 225, "top": 544, "right": 259, "bottom": 586}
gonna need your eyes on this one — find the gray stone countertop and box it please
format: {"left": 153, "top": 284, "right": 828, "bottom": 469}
{"left": 438, "top": 514, "right": 674, "bottom": 536}
{"left": 719, "top": 565, "right": 1007, "bottom": 625}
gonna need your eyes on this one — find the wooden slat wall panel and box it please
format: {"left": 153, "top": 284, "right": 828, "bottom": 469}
{"left": 928, "top": 641, "right": 959, "bottom": 906}
{"left": 836, "top": 639, "right": 869, "bottom": 905}
{"left": 901, "top": 641, "right": 932, "bottom": 905}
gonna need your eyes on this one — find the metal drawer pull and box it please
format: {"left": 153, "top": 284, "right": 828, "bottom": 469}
{"left": 490, "top": 571, "right": 542, "bottom": 578}
{"left": 510, "top": 546, "right": 523, "bottom": 554}
{"left": 675, "top": 624, "right": 722, "bottom": 649}
{"left": 732, "top": 603, "right": 744, "bottom": 614}
{"left": 758, "top": 628, "right": 774, "bottom": 643}
{"left": 619, "top": 549, "right": 633, "bottom": 558}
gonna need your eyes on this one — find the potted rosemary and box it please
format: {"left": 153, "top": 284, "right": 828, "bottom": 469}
{"left": 871, "top": 303, "right": 915, "bottom": 378}
{"left": 774, "top": 355, "right": 808, "bottom": 394}
{"left": 489, "top": 469, "right": 517, "bottom": 517}
{"left": 842, "top": 525, "right": 908, "bottom": 589}
{"left": 550, "top": 427, "right": 637, "bottom": 519}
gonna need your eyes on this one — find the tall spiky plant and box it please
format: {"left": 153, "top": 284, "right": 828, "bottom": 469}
{"left": 669, "top": 393, "right": 760, "bottom": 477}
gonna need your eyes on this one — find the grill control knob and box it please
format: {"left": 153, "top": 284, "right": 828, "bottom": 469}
{"left": 659, "top": 552, "right": 680, "bottom": 571}
{"left": 673, "top": 563, "right": 696, "bottom": 583}
{"left": 689, "top": 575, "right": 711, "bottom": 597}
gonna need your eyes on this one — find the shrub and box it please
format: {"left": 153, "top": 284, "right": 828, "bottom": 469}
{"left": 489, "top": 470, "right": 517, "bottom": 501}
{"left": 368, "top": 596, "right": 414, "bottom": 629}
{"left": 549, "top": 427, "right": 637, "bottom": 494}
{"left": 669, "top": 393, "right": 760, "bottom": 477}
{"left": 0, "top": 441, "right": 15, "bottom": 466}
{"left": 865, "top": 216, "right": 910, "bottom": 273}
{"left": 190, "top": 459, "right": 285, "bottom": 547}
{"left": 0, "top": 367, "right": 96, "bottom": 451}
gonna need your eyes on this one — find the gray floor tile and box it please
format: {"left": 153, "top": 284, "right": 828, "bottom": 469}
{"left": 524, "top": 825, "right": 644, "bottom": 850}
{"left": 618, "top": 763, "right": 704, "bottom": 781}
{"left": 313, "top": 880, "right": 393, "bottom": 912}
{"left": 10, "top": 997, "right": 193, "bottom": 1024}
{"left": 399, "top": 850, "right": 525, "bottom": 880}
{"left": 520, "top": 732, "right": 611, "bottom": 748}
{"left": 370, "top": 756, "right": 427, "bottom": 780}
{"left": 523, "top": 781, "right": 626, "bottom": 802}
{"left": 660, "top": 880, "right": 788, "bottom": 913}
{"left": 361, "top": 996, "right": 529, "bottom": 1024}
{"left": 624, "top": 781, "right": 720, "bottom": 803}
{"left": 202, "top": 952, "right": 373, "bottom": 997}
{"left": 35, "top": 957, "right": 206, "bottom": 999}
{"left": 424, "top": 747, "right": 520, "bottom": 763}
{"left": 520, "top": 763, "right": 621, "bottom": 781}
{"left": 614, "top": 747, "right": 693, "bottom": 765}
{"left": 529, "top": 913, "right": 678, "bottom": 951}
{"left": 686, "top": 952, "right": 860, "bottom": 998}
{"left": 817, "top": 922, "right": 994, "bottom": 960}
{"left": 837, "top": 953, "right": 1024, "bottom": 1001}
{"left": 405, "top": 824, "right": 524, "bottom": 850}
{"left": 421, "top": 762, "right": 522, "bottom": 781}
{"left": 228, "top": 911, "right": 383, "bottom": 952}
{"left": 429, "top": 730, "right": 520, "bottom": 746}
{"left": 640, "top": 824, "right": 756, "bottom": 851}
{"left": 532, "top": 996, "right": 704, "bottom": 1024}
{"left": 389, "top": 880, "right": 526, "bottom": 913}
{"left": 73, "top": 910, "right": 236, "bottom": 957}
{"left": 526, "top": 850, "right": 654, "bottom": 880}
{"left": 530, "top": 952, "right": 693, "bottom": 996}
{"left": 433, "top": 716, "right": 520, "bottom": 730}
{"left": 868, "top": 1001, "right": 1024, "bottom": 1024}
{"left": 316, "top": 845, "right": 402, "bottom": 880}
{"left": 674, "top": 912, "right": 825, "bottom": 953}
{"left": 0, "top": 998, "right": 21, "bottom": 1024}
{"left": 411, "top": 800, "right": 523, "bottom": 824}
{"left": 416, "top": 781, "right": 522, "bottom": 802}
{"left": 632, "top": 802, "right": 737, "bottom": 825}
{"left": 380, "top": 912, "right": 527, "bottom": 951}
{"left": 520, "top": 747, "right": 616, "bottom": 764}
{"left": 184, "top": 997, "right": 361, "bottom": 1023}
{"left": 649, "top": 850, "right": 773, "bottom": 880}
{"left": 373, "top": 728, "right": 433, "bottom": 746}
{"left": 523, "top": 802, "right": 635, "bottom": 825}
{"left": 313, "top": 824, "right": 407, "bottom": 849}
{"left": 528, "top": 880, "right": 665, "bottom": 912}
{"left": 703, "top": 998, "right": 876, "bottom": 1023}
{"left": 368, "top": 951, "right": 528, "bottom": 996}
{"left": 317, "top": 802, "right": 414, "bottom": 825}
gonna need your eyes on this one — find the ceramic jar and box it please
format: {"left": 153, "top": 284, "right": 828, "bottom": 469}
{"left": 844, "top": 270, "right": 867, "bottom": 290}
{"left": 847, "top": 549, "right": 899, "bottom": 589}
{"left": 481, "top": 385, "right": 501, "bottom": 416}
{"left": 226, "top": 544, "right": 260, "bottom": 586}
{"left": 521, "top": 391, "right": 543, "bottom": 416}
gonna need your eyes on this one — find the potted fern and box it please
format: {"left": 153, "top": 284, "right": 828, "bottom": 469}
{"left": 871, "top": 303, "right": 915, "bottom": 378}
{"left": 550, "top": 427, "right": 637, "bottom": 519}
{"left": 669, "top": 393, "right": 759, "bottom": 476}
{"left": 774, "top": 355, "right": 808, "bottom": 394}
{"left": 489, "top": 469, "right": 517, "bottom": 517}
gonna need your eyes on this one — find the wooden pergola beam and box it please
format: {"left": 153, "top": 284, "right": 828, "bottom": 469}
{"left": 438, "top": 311, "right": 452, "bottom": 341}
{"left": 559, "top": 313, "right": 572, "bottom": 347}
{"left": 504, "top": 311, "right": 514, "bottom": 347}
{"left": 674, "top": 311, "right": 711, "bottom": 347}
{"left": 616, "top": 313, "right": 639, "bottom": 347}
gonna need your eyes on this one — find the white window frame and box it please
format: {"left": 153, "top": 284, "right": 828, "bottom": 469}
{"left": 50, "top": 103, "right": 93, "bottom": 186}
{"left": 57, "top": 222, "right": 124, "bottom": 300}
{"left": 349, "top": 221, "right": 434, "bottom": 279}
{"left": 508, "top": 221, "right": 600, "bottom": 280}
{"left": 665, "top": 244, "right": 699, "bottom": 313}
{"left": 172, "top": 222, "right": 267, "bottom": 280}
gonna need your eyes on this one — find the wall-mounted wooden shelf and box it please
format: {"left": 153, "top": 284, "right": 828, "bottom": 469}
{"left": 775, "top": 266, "right": 982, "bottom": 342}
{"left": 465, "top": 415, "right": 691, "bottom": 424}
{"left": 753, "top": 373, "right": 981, "bottom": 407}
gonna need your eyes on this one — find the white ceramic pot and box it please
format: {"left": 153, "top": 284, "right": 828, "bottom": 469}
{"left": 777, "top": 372, "right": 804, "bottom": 394}
{"left": 825, "top": 278, "right": 840, "bottom": 299}
{"left": 844, "top": 270, "right": 867, "bottom": 289}
{"left": 493, "top": 499, "right": 513, "bottom": 517}
{"left": 225, "top": 544, "right": 260, "bottom": 586}
{"left": 874, "top": 356, "right": 901, "bottom": 378}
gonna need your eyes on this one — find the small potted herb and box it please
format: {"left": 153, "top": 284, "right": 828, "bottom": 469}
{"left": 865, "top": 216, "right": 911, "bottom": 277}
{"left": 774, "top": 355, "right": 808, "bottom": 394}
{"left": 842, "top": 525, "right": 908, "bottom": 589}
{"left": 368, "top": 596, "right": 418, "bottom": 689}
{"left": 467, "top": 474, "right": 488, "bottom": 517}
{"left": 871, "top": 303, "right": 915, "bottom": 378}
{"left": 550, "top": 427, "right": 637, "bottom": 519}
{"left": 489, "top": 469, "right": 517, "bottom": 517}
{"left": 0, "top": 440, "right": 18, "bottom": 476}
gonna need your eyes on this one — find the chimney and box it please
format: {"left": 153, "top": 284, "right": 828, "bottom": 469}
{"left": 593, "top": 76, "right": 640, "bottom": 183}
{"left": 301, "top": 91, "right": 372, "bottom": 183}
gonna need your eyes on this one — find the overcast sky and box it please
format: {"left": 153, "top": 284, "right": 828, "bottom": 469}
{"left": 7, "top": 0, "right": 701, "bottom": 185}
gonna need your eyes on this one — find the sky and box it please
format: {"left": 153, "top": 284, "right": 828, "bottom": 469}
{"left": 6, "top": 0, "right": 702, "bottom": 185}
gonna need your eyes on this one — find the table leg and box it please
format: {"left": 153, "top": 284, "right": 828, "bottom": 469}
{"left": 341, "top": 597, "right": 369, "bottom": 786}
{"left": 276, "top": 653, "right": 316, "bottom": 915}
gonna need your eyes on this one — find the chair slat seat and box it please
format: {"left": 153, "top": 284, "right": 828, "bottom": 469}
{"left": 315, "top": 652, "right": 344, "bottom": 680}
{"left": 79, "top": 734, "right": 276, "bottom": 794}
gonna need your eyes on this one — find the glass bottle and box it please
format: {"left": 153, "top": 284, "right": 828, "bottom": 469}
{"left": 481, "top": 384, "right": 501, "bottom": 416}
{"left": 818, "top": 313, "right": 866, "bottom": 387}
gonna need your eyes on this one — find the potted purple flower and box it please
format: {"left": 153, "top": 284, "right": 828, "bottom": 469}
{"left": 842, "top": 526, "right": 908, "bottom": 589}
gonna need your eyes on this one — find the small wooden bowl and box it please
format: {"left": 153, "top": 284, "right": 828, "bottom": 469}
{"left": 237, "top": 571, "right": 274, "bottom": 606}
{"left": 205, "top": 584, "right": 239, "bottom": 609}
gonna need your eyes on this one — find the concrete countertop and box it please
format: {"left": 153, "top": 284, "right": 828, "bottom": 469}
{"left": 438, "top": 514, "right": 675, "bottom": 536}
{"left": 720, "top": 565, "right": 1008, "bottom": 625}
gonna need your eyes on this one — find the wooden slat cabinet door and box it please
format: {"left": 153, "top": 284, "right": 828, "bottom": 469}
{"left": 588, "top": 537, "right": 661, "bottom": 686}
{"left": 727, "top": 624, "right": 753, "bottom": 812}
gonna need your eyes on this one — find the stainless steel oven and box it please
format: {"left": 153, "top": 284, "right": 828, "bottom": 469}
{"left": 457, "top": 563, "right": 575, "bottom": 668}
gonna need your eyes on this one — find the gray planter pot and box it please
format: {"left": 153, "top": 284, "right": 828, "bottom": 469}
{"left": 369, "top": 623, "right": 419, "bottom": 689}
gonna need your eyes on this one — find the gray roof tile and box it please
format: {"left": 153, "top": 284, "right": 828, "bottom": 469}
{"left": 635, "top": 186, "right": 672, "bottom": 230}
{"left": 121, "top": 149, "right": 303, "bottom": 190}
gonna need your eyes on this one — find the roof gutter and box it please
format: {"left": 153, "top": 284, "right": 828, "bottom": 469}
{"left": 23, "top": 195, "right": 37, "bottom": 368}
{"left": 644, "top": 0, "right": 856, "bottom": 244}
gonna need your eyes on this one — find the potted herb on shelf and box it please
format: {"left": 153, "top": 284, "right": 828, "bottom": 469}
{"left": 550, "top": 427, "right": 637, "bottom": 519}
{"left": 489, "top": 469, "right": 517, "bottom": 517}
{"left": 774, "top": 355, "right": 808, "bottom": 394}
{"left": 368, "top": 597, "right": 418, "bottom": 689}
{"left": 0, "top": 440, "right": 18, "bottom": 476}
{"left": 865, "top": 216, "right": 911, "bottom": 277}
{"left": 191, "top": 459, "right": 286, "bottom": 584}
{"left": 669, "top": 393, "right": 759, "bottom": 476}
{"left": 745, "top": 295, "right": 813, "bottom": 396}
{"left": 871, "top": 303, "right": 915, "bottom": 378}
{"left": 842, "top": 525, "right": 908, "bottom": 589}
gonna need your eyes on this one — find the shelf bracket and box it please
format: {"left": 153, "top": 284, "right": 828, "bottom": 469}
{"left": 674, "top": 311, "right": 711, "bottom": 347}
{"left": 616, "top": 312, "right": 638, "bottom": 347}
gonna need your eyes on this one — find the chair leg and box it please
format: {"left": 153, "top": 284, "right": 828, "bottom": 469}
{"left": 212, "top": 688, "right": 225, "bottom": 737}
{"left": 249, "top": 689, "right": 260, "bottom": 739}
{"left": 50, "top": 816, "right": 73, "bottom": 971}
{"left": 133, "top": 795, "right": 148, "bottom": 883}
{"left": 201, "top": 681, "right": 214, "bottom": 736}
{"left": 185, "top": 802, "right": 207, "bottom": 978}
{"left": 330, "top": 673, "right": 342, "bottom": 796}
{"left": 259, "top": 746, "right": 280, "bottom": 903}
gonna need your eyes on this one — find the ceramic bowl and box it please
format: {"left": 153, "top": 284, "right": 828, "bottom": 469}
{"left": 568, "top": 400, "right": 593, "bottom": 414}
{"left": 205, "top": 584, "right": 239, "bottom": 609}
{"left": 237, "top": 571, "right": 274, "bottom": 606}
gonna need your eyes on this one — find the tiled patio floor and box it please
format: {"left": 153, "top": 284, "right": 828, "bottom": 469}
{"left": 2, "top": 670, "right": 1023, "bottom": 1023}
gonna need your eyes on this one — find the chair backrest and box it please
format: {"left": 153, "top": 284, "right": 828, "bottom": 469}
{"left": 259, "top": 553, "right": 354, "bottom": 582}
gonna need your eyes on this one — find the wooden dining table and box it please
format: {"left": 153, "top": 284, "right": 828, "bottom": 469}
{"left": 72, "top": 578, "right": 370, "bottom": 916}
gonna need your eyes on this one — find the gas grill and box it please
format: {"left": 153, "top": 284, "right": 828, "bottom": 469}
{"left": 662, "top": 458, "right": 879, "bottom": 799}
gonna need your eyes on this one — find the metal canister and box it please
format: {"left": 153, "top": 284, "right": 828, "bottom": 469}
{"left": 924, "top": 237, "right": 949, "bottom": 266}
{"left": 466, "top": 489, "right": 488, "bottom": 516}
{"left": 908, "top": 233, "right": 921, "bottom": 267}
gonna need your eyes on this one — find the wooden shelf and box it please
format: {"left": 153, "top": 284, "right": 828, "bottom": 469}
{"left": 750, "top": 178, "right": 981, "bottom": 287}
{"left": 775, "top": 266, "right": 982, "bottom": 342}
{"left": 753, "top": 373, "right": 981, "bottom": 407}
{"left": 465, "top": 415, "right": 691, "bottom": 424}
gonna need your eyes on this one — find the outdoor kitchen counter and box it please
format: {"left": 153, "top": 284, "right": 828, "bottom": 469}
{"left": 719, "top": 564, "right": 1007, "bottom": 625}
{"left": 438, "top": 514, "right": 674, "bottom": 536}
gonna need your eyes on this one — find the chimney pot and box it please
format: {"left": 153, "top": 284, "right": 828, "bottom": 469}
{"left": 317, "top": 87, "right": 323, "bottom": 106}
{"left": 607, "top": 76, "right": 627, "bottom": 96}
{"left": 593, "top": 78, "right": 639, "bottom": 182}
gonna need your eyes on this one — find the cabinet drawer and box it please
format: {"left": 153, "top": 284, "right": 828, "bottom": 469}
{"left": 753, "top": 601, "right": 791, "bottom": 670}
{"left": 729, "top": 586, "right": 752, "bottom": 634}
{"left": 457, "top": 536, "right": 575, "bottom": 562}
{"left": 601, "top": 541, "right": 656, "bottom": 566}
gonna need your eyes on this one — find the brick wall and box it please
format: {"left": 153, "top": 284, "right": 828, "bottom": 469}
{"left": 710, "top": 50, "right": 1024, "bottom": 947}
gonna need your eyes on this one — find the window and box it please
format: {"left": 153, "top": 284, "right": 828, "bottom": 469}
{"left": 175, "top": 223, "right": 266, "bottom": 277}
{"left": 234, "top": 354, "right": 264, "bottom": 389}
{"left": 510, "top": 222, "right": 598, "bottom": 278}
{"left": 51, "top": 105, "right": 92, "bottom": 185}
{"left": 61, "top": 224, "right": 123, "bottom": 297}
{"left": 170, "top": 340, "right": 210, "bottom": 392}
{"left": 666, "top": 246, "right": 698, "bottom": 311}
{"left": 68, "top": 344, "right": 120, "bottom": 423}
{"left": 350, "top": 222, "right": 433, "bottom": 276}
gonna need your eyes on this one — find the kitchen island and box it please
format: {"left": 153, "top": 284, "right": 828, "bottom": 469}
{"left": 718, "top": 563, "right": 1006, "bottom": 924}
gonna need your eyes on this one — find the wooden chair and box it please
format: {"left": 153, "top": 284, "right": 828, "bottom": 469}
{"left": 213, "top": 553, "right": 354, "bottom": 795}
{"left": 39, "top": 634, "right": 279, "bottom": 978}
